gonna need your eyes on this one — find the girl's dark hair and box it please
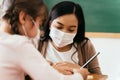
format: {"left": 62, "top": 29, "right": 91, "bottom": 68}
{"left": 2, "top": 0, "right": 45, "bottom": 34}
{"left": 41, "top": 1, "right": 86, "bottom": 43}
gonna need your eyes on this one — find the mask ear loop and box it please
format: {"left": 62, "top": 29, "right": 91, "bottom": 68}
{"left": 31, "top": 18, "right": 39, "bottom": 48}
{"left": 22, "top": 24, "right": 37, "bottom": 48}
{"left": 31, "top": 17, "right": 38, "bottom": 28}
{"left": 32, "top": 19, "right": 37, "bottom": 27}
{"left": 22, "top": 25, "right": 28, "bottom": 37}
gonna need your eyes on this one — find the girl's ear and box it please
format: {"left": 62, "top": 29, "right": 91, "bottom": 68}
{"left": 19, "top": 11, "right": 26, "bottom": 25}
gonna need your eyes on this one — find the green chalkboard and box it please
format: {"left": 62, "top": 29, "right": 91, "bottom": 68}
{"left": 44, "top": 0, "right": 120, "bottom": 33}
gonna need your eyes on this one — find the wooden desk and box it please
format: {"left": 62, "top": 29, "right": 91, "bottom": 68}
{"left": 86, "top": 74, "right": 108, "bottom": 80}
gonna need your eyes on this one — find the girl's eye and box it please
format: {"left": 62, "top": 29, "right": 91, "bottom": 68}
{"left": 54, "top": 24, "right": 63, "bottom": 29}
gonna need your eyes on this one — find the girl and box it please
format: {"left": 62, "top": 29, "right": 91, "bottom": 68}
{"left": 39, "top": 1, "right": 102, "bottom": 77}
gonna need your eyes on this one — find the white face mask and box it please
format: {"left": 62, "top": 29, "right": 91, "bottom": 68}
{"left": 32, "top": 29, "right": 40, "bottom": 48}
{"left": 49, "top": 27, "right": 76, "bottom": 47}
{"left": 22, "top": 19, "right": 39, "bottom": 48}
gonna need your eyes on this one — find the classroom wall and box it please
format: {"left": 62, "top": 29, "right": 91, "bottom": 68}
{"left": 90, "top": 38, "right": 120, "bottom": 80}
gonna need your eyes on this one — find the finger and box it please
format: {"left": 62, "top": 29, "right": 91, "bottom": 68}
{"left": 62, "top": 66, "right": 74, "bottom": 74}
{"left": 63, "top": 71, "right": 73, "bottom": 75}
{"left": 55, "top": 62, "right": 67, "bottom": 65}
{"left": 59, "top": 70, "right": 73, "bottom": 75}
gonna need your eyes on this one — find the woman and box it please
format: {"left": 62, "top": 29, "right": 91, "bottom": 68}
{"left": 39, "top": 1, "right": 102, "bottom": 76}
{"left": 0, "top": 0, "right": 88, "bottom": 80}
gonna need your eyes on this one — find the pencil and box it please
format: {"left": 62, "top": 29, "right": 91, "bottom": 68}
{"left": 80, "top": 52, "right": 100, "bottom": 69}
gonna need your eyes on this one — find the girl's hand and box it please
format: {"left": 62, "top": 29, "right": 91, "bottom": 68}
{"left": 74, "top": 68, "right": 89, "bottom": 80}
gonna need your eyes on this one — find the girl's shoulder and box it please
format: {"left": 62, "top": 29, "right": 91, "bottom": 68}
{"left": 0, "top": 32, "right": 31, "bottom": 48}
{"left": 76, "top": 38, "right": 94, "bottom": 49}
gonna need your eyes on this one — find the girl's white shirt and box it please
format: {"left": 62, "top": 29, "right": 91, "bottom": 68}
{"left": 0, "top": 32, "right": 83, "bottom": 80}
